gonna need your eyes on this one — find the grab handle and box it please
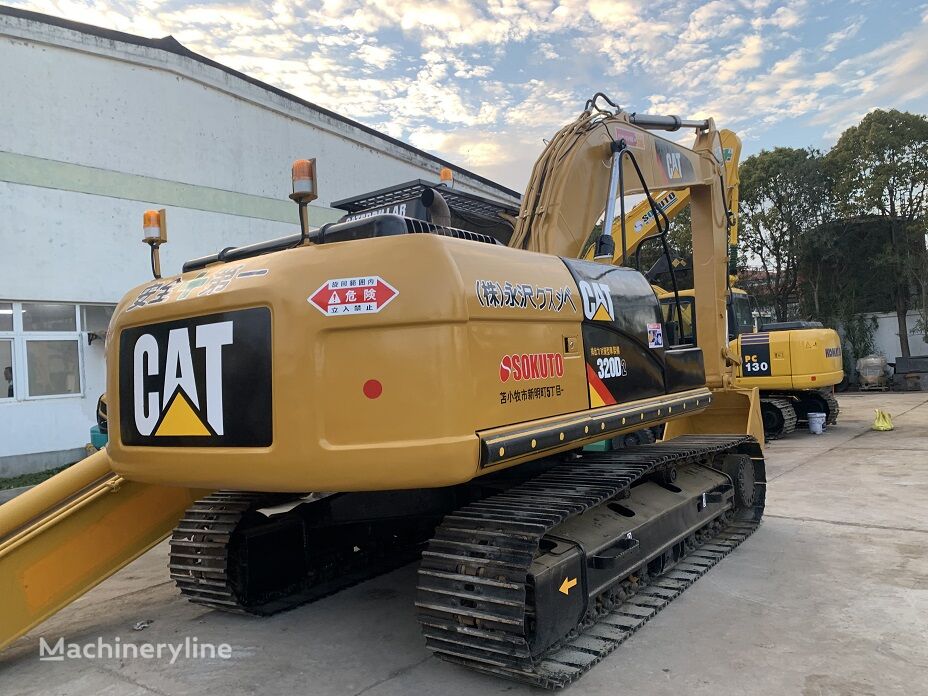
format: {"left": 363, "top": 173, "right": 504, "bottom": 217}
{"left": 590, "top": 537, "right": 639, "bottom": 570}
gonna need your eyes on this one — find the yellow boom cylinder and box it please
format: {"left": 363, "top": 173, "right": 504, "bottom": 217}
{"left": 0, "top": 450, "right": 208, "bottom": 650}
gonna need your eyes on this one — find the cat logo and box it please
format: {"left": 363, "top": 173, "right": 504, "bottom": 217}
{"left": 665, "top": 152, "right": 683, "bottom": 179}
{"left": 119, "top": 307, "right": 272, "bottom": 447}
{"left": 578, "top": 281, "right": 615, "bottom": 322}
{"left": 132, "top": 322, "right": 231, "bottom": 437}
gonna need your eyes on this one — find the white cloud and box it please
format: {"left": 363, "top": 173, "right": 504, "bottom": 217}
{"left": 504, "top": 79, "right": 578, "bottom": 129}
{"left": 749, "top": 0, "right": 805, "bottom": 30}
{"left": 356, "top": 43, "right": 396, "bottom": 68}
{"left": 822, "top": 17, "right": 864, "bottom": 53}
{"left": 682, "top": 1, "right": 746, "bottom": 43}
{"left": 6, "top": 0, "right": 928, "bottom": 190}
{"left": 718, "top": 34, "right": 764, "bottom": 81}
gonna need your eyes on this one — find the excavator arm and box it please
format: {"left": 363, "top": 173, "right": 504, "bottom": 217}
{"left": 575, "top": 128, "right": 742, "bottom": 266}
{"left": 512, "top": 103, "right": 729, "bottom": 386}
{"left": 510, "top": 109, "right": 716, "bottom": 260}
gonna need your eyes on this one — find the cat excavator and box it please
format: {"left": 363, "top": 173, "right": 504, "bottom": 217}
{"left": 584, "top": 130, "right": 843, "bottom": 439}
{"left": 0, "top": 95, "right": 766, "bottom": 688}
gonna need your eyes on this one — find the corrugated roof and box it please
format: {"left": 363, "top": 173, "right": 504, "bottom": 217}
{"left": 0, "top": 4, "right": 521, "bottom": 200}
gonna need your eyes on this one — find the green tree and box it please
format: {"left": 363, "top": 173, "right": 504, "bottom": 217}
{"left": 829, "top": 109, "right": 928, "bottom": 357}
{"left": 800, "top": 216, "right": 894, "bottom": 322}
{"left": 738, "top": 148, "right": 830, "bottom": 321}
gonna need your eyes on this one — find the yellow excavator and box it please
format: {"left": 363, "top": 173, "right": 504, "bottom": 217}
{"left": 584, "top": 130, "right": 843, "bottom": 439}
{"left": 0, "top": 95, "right": 766, "bottom": 688}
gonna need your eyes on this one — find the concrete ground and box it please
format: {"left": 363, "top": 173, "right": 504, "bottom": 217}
{"left": 2, "top": 393, "right": 927, "bottom": 695}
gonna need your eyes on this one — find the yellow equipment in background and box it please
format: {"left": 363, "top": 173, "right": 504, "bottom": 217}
{"left": 662, "top": 287, "right": 843, "bottom": 437}
{"left": 0, "top": 96, "right": 767, "bottom": 688}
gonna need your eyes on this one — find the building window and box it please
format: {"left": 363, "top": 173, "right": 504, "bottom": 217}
{"left": 22, "top": 302, "right": 77, "bottom": 332}
{"left": 0, "top": 302, "right": 13, "bottom": 399}
{"left": 0, "top": 302, "right": 12, "bottom": 332}
{"left": 1, "top": 339, "right": 12, "bottom": 399}
{"left": 0, "top": 301, "right": 112, "bottom": 401}
{"left": 81, "top": 305, "right": 115, "bottom": 335}
{"left": 26, "top": 339, "right": 81, "bottom": 396}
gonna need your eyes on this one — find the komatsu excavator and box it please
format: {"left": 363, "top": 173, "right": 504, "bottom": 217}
{"left": 0, "top": 95, "right": 766, "bottom": 688}
{"left": 584, "top": 130, "right": 843, "bottom": 439}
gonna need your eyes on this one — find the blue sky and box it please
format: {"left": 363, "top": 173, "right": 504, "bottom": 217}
{"left": 12, "top": 0, "right": 928, "bottom": 191}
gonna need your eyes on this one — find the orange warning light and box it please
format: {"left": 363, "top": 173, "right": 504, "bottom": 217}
{"left": 291, "top": 158, "right": 318, "bottom": 203}
{"left": 142, "top": 209, "right": 167, "bottom": 244}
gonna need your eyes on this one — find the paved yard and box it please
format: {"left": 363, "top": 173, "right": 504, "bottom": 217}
{"left": 2, "top": 392, "right": 926, "bottom": 695}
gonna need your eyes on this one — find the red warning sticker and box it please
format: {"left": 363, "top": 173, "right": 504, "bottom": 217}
{"left": 308, "top": 276, "right": 398, "bottom": 316}
{"left": 613, "top": 126, "right": 640, "bottom": 147}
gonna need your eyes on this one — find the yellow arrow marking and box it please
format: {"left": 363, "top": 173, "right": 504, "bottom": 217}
{"left": 559, "top": 577, "right": 578, "bottom": 595}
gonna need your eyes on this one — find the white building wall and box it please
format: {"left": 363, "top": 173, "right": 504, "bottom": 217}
{"left": 869, "top": 312, "right": 928, "bottom": 361}
{"left": 0, "top": 182, "right": 293, "bottom": 303}
{"left": 0, "top": 10, "right": 519, "bottom": 473}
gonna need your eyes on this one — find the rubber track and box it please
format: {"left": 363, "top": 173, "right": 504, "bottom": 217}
{"left": 761, "top": 397, "right": 797, "bottom": 440}
{"left": 169, "top": 492, "right": 424, "bottom": 615}
{"left": 416, "top": 435, "right": 761, "bottom": 688}
{"left": 818, "top": 389, "right": 840, "bottom": 425}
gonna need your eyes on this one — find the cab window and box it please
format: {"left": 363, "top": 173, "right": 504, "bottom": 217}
{"left": 729, "top": 294, "right": 755, "bottom": 339}
{"left": 661, "top": 298, "right": 695, "bottom": 345}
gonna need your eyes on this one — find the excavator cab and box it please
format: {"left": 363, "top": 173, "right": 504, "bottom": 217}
{"left": 660, "top": 295, "right": 696, "bottom": 346}
{"left": 660, "top": 287, "right": 754, "bottom": 344}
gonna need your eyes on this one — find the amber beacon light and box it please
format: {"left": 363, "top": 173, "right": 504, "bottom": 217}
{"left": 142, "top": 208, "right": 167, "bottom": 279}
{"left": 289, "top": 158, "right": 318, "bottom": 243}
{"left": 439, "top": 166, "right": 454, "bottom": 187}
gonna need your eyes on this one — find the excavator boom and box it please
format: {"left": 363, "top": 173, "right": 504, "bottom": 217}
{"left": 511, "top": 105, "right": 757, "bottom": 411}
{"left": 0, "top": 450, "right": 206, "bottom": 649}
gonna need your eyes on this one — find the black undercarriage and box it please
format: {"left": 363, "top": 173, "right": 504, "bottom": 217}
{"left": 169, "top": 435, "right": 764, "bottom": 688}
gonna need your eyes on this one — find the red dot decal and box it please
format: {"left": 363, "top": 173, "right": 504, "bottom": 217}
{"left": 363, "top": 379, "right": 383, "bottom": 399}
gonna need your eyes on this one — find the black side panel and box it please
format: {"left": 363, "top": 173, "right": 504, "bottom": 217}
{"left": 583, "top": 323, "right": 664, "bottom": 404}
{"left": 664, "top": 347, "right": 706, "bottom": 393}
{"left": 560, "top": 258, "right": 706, "bottom": 404}
{"left": 560, "top": 258, "right": 667, "bottom": 406}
